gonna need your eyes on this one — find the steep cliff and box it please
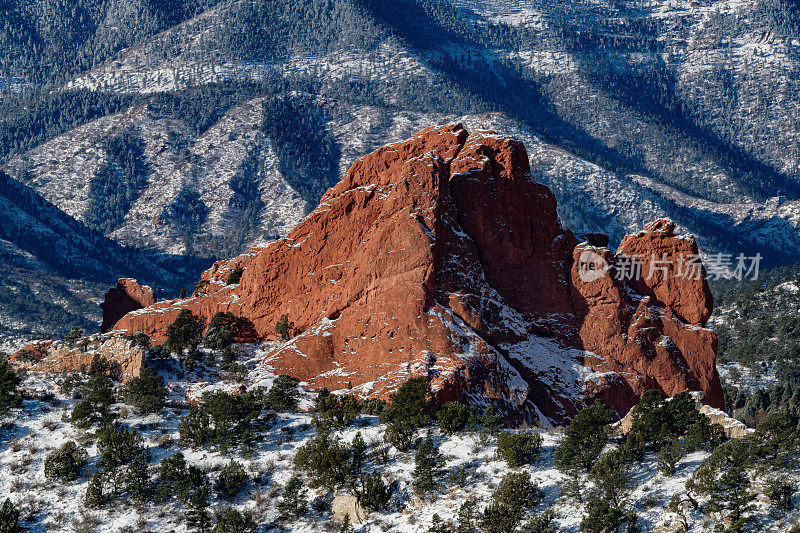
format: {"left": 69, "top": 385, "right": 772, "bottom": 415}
{"left": 112, "top": 125, "right": 723, "bottom": 423}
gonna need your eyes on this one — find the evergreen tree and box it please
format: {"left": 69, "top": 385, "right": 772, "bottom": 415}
{"left": 294, "top": 429, "right": 352, "bottom": 488}
{"left": 277, "top": 476, "right": 307, "bottom": 521}
{"left": 84, "top": 472, "right": 106, "bottom": 508}
{"left": 167, "top": 310, "right": 204, "bottom": 355}
{"left": 124, "top": 367, "right": 167, "bottom": 414}
{"left": 555, "top": 402, "right": 611, "bottom": 472}
{"left": 44, "top": 441, "right": 88, "bottom": 482}
{"left": 0, "top": 359, "right": 22, "bottom": 415}
{"left": 437, "top": 401, "right": 472, "bottom": 434}
{"left": 0, "top": 499, "right": 22, "bottom": 533}
{"left": 480, "top": 405, "right": 505, "bottom": 434}
{"left": 412, "top": 438, "right": 444, "bottom": 499}
{"left": 71, "top": 357, "right": 115, "bottom": 428}
{"left": 65, "top": 326, "right": 84, "bottom": 346}
{"left": 186, "top": 486, "right": 213, "bottom": 533}
{"left": 359, "top": 471, "right": 391, "bottom": 511}
{"left": 212, "top": 508, "right": 257, "bottom": 533}
{"left": 492, "top": 472, "right": 543, "bottom": 522}
{"left": 215, "top": 460, "right": 248, "bottom": 499}
{"left": 97, "top": 423, "right": 148, "bottom": 497}
{"left": 457, "top": 500, "right": 478, "bottom": 533}
{"left": 126, "top": 453, "right": 153, "bottom": 502}
{"left": 275, "top": 313, "right": 294, "bottom": 340}
{"left": 496, "top": 431, "right": 543, "bottom": 468}
{"left": 264, "top": 374, "right": 300, "bottom": 411}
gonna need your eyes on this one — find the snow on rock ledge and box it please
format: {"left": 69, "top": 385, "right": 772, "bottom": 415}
{"left": 110, "top": 124, "right": 723, "bottom": 424}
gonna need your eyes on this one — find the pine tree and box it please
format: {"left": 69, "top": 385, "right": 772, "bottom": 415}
{"left": 125, "top": 453, "right": 153, "bottom": 502}
{"left": 124, "top": 367, "right": 167, "bottom": 414}
{"left": 277, "top": 476, "right": 307, "bottom": 521}
{"left": 84, "top": 472, "right": 106, "bottom": 508}
{"left": 0, "top": 499, "right": 22, "bottom": 533}
{"left": 412, "top": 438, "right": 444, "bottom": 499}
{"left": 186, "top": 486, "right": 213, "bottom": 533}
{"left": 0, "top": 359, "right": 22, "bottom": 415}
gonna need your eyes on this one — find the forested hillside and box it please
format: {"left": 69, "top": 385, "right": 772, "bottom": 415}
{"left": 2, "top": 0, "right": 800, "bottom": 341}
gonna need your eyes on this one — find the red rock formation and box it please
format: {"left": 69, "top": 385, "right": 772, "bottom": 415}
{"left": 113, "top": 124, "right": 723, "bottom": 423}
{"left": 9, "top": 334, "right": 145, "bottom": 383}
{"left": 100, "top": 278, "right": 156, "bottom": 332}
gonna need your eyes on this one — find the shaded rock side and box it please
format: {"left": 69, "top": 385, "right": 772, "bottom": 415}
{"left": 100, "top": 278, "right": 156, "bottom": 333}
{"left": 113, "top": 124, "right": 722, "bottom": 423}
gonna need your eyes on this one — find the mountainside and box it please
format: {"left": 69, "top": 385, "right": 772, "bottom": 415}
{"left": 0, "top": 169, "right": 205, "bottom": 344}
{"left": 110, "top": 125, "right": 722, "bottom": 424}
{"left": 3, "top": 0, "right": 800, "bottom": 341}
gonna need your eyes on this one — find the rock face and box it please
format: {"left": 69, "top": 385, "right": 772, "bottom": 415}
{"left": 113, "top": 124, "right": 723, "bottom": 423}
{"left": 100, "top": 278, "right": 156, "bottom": 333}
{"left": 10, "top": 334, "right": 145, "bottom": 383}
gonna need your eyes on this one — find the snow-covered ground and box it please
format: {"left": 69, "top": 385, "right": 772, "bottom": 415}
{"left": 1, "top": 353, "right": 798, "bottom": 532}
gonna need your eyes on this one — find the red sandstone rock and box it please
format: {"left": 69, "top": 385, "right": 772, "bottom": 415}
{"left": 113, "top": 124, "right": 723, "bottom": 423}
{"left": 9, "top": 334, "right": 145, "bottom": 383}
{"left": 100, "top": 278, "right": 156, "bottom": 333}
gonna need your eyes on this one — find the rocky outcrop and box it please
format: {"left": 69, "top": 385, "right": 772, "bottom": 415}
{"left": 113, "top": 124, "right": 723, "bottom": 423}
{"left": 100, "top": 278, "right": 156, "bottom": 333}
{"left": 614, "top": 392, "right": 751, "bottom": 439}
{"left": 10, "top": 334, "right": 145, "bottom": 383}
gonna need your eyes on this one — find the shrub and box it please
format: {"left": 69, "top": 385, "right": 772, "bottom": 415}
{"left": 225, "top": 267, "right": 245, "bottom": 285}
{"left": 412, "top": 438, "right": 444, "bottom": 499}
{"left": 166, "top": 310, "right": 204, "bottom": 355}
{"left": 437, "top": 401, "right": 472, "bottom": 434}
{"left": 124, "top": 367, "right": 167, "bottom": 414}
{"left": 315, "top": 389, "right": 361, "bottom": 428}
{"left": 764, "top": 476, "right": 794, "bottom": 510}
{"left": 656, "top": 438, "right": 685, "bottom": 476}
{"left": 44, "top": 441, "right": 88, "bottom": 482}
{"left": 213, "top": 507, "right": 256, "bottom": 533}
{"left": 277, "top": 476, "right": 307, "bottom": 521}
{"left": 496, "top": 431, "right": 542, "bottom": 468}
{"left": 294, "top": 430, "right": 352, "bottom": 488}
{"left": 359, "top": 471, "right": 391, "bottom": 511}
{"left": 554, "top": 402, "right": 611, "bottom": 472}
{"left": 580, "top": 495, "right": 636, "bottom": 533}
{"left": 480, "top": 405, "right": 505, "bottom": 434}
{"left": 275, "top": 313, "right": 294, "bottom": 340}
{"left": 264, "top": 375, "right": 300, "bottom": 412}
{"left": 71, "top": 359, "right": 115, "bottom": 428}
{"left": 158, "top": 452, "right": 208, "bottom": 502}
{"left": 0, "top": 359, "right": 22, "bottom": 415}
{"left": 204, "top": 312, "right": 239, "bottom": 350}
{"left": 492, "top": 472, "right": 543, "bottom": 521}
{"left": 179, "top": 390, "right": 266, "bottom": 450}
{"left": 215, "top": 460, "right": 248, "bottom": 499}
{"left": 0, "top": 499, "right": 22, "bottom": 533}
